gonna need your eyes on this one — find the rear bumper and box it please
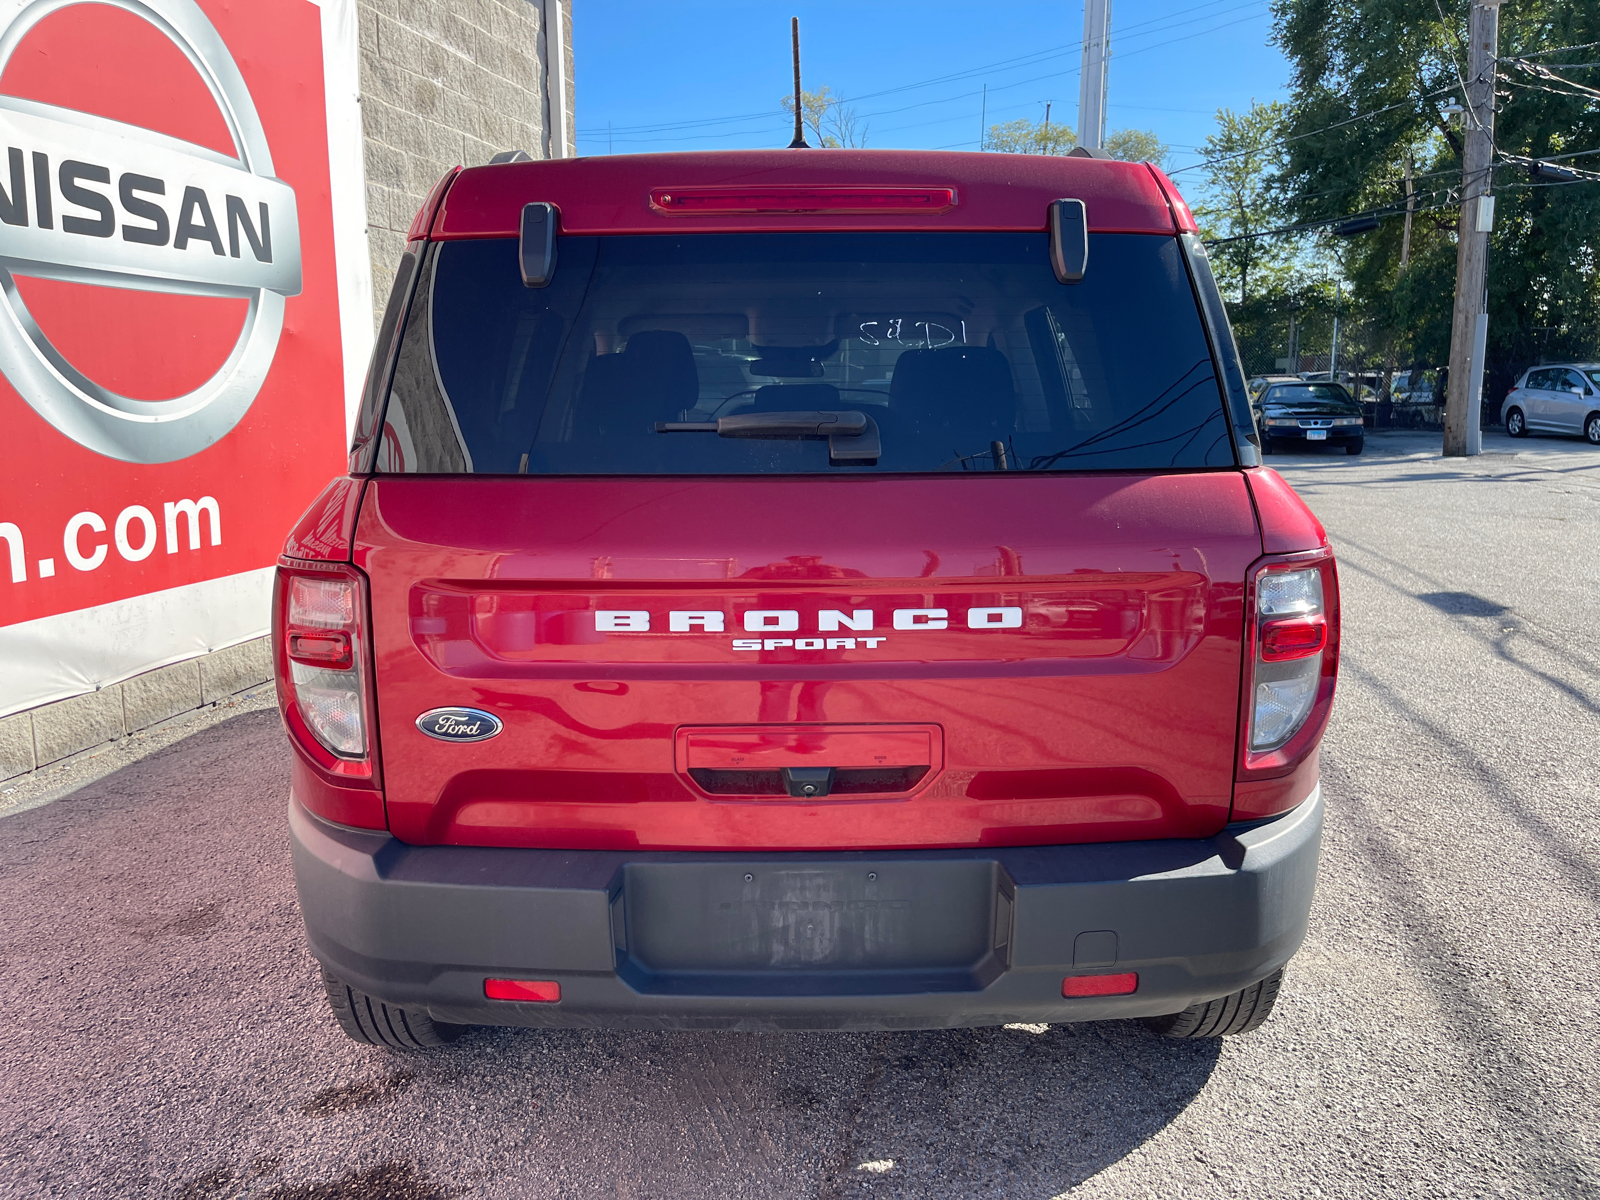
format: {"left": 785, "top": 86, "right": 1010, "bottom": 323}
{"left": 1263, "top": 426, "right": 1363, "bottom": 442}
{"left": 289, "top": 788, "right": 1323, "bottom": 1031}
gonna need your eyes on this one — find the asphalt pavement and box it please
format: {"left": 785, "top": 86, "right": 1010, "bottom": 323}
{"left": 1, "top": 428, "right": 1597, "bottom": 1199}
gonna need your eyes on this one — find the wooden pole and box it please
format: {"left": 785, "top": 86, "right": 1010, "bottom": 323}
{"left": 1444, "top": 0, "right": 1502, "bottom": 455}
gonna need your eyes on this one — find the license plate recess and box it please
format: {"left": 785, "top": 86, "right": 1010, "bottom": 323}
{"left": 613, "top": 858, "right": 1013, "bottom": 996}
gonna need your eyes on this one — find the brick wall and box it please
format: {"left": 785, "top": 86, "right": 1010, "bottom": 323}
{"left": 357, "top": 0, "right": 574, "bottom": 318}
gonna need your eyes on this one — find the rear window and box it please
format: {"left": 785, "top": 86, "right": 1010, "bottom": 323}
{"left": 1262, "top": 384, "right": 1355, "bottom": 405}
{"left": 376, "top": 231, "right": 1235, "bottom": 475}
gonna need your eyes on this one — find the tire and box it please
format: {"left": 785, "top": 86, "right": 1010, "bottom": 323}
{"left": 321, "top": 967, "right": 466, "bottom": 1049}
{"left": 1143, "top": 967, "right": 1284, "bottom": 1038}
{"left": 1586, "top": 413, "right": 1600, "bottom": 446}
{"left": 1345, "top": 437, "right": 1364, "bottom": 455}
{"left": 1506, "top": 406, "right": 1527, "bottom": 438}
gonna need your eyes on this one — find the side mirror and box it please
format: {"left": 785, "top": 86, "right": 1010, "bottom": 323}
{"left": 1573, "top": 386, "right": 1587, "bottom": 396}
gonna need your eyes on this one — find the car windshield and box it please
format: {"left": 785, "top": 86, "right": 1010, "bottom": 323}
{"left": 1262, "top": 384, "right": 1353, "bottom": 405}
{"left": 376, "top": 231, "right": 1235, "bottom": 475}
{"left": 1586, "top": 369, "right": 1600, "bottom": 386}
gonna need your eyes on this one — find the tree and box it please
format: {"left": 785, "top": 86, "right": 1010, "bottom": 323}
{"left": 1273, "top": 0, "right": 1600, "bottom": 397}
{"left": 1193, "top": 101, "right": 1297, "bottom": 305}
{"left": 984, "top": 118, "right": 1168, "bottom": 165}
{"left": 780, "top": 86, "right": 868, "bottom": 148}
{"left": 985, "top": 117, "right": 1076, "bottom": 154}
{"left": 1104, "top": 128, "right": 1170, "bottom": 169}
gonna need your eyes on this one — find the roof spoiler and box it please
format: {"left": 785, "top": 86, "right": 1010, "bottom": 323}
{"left": 519, "top": 202, "right": 558, "bottom": 287}
{"left": 1049, "top": 198, "right": 1087, "bottom": 284}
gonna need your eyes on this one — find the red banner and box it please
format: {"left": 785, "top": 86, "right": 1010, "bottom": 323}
{"left": 0, "top": 0, "right": 361, "bottom": 710}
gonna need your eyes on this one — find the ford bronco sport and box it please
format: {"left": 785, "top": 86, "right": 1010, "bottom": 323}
{"left": 276, "top": 150, "right": 1336, "bottom": 1047}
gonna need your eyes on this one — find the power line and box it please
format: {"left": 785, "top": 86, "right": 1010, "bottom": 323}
{"left": 1507, "top": 39, "right": 1600, "bottom": 59}
{"left": 1167, "top": 85, "right": 1462, "bottom": 177}
{"left": 579, "top": 0, "right": 1270, "bottom": 147}
{"left": 1501, "top": 56, "right": 1600, "bottom": 102}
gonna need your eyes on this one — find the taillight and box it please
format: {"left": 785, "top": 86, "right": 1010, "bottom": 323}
{"left": 285, "top": 574, "right": 366, "bottom": 757}
{"left": 274, "top": 563, "right": 374, "bottom": 771}
{"left": 1237, "top": 550, "right": 1340, "bottom": 795}
{"left": 1250, "top": 565, "right": 1326, "bottom": 751}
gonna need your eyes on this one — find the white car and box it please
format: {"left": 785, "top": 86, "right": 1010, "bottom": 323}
{"left": 1504, "top": 364, "right": 1600, "bottom": 444}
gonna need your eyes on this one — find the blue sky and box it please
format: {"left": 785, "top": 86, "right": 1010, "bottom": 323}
{"left": 571, "top": 0, "right": 1290, "bottom": 180}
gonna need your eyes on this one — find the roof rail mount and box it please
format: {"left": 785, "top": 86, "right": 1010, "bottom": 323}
{"left": 1067, "top": 146, "right": 1113, "bottom": 159}
{"left": 489, "top": 149, "right": 534, "bottom": 165}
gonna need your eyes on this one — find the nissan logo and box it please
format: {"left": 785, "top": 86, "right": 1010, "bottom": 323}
{"left": 0, "top": 0, "right": 303, "bottom": 463}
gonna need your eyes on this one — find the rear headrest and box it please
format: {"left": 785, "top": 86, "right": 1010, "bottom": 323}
{"left": 622, "top": 330, "right": 698, "bottom": 408}
{"left": 890, "top": 346, "right": 1015, "bottom": 407}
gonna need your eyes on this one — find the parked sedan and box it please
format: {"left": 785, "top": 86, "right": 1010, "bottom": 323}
{"left": 1503, "top": 364, "right": 1600, "bottom": 445}
{"left": 1255, "top": 382, "right": 1366, "bottom": 455}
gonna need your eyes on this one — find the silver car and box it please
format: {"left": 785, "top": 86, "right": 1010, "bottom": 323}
{"left": 1503, "top": 364, "right": 1600, "bottom": 444}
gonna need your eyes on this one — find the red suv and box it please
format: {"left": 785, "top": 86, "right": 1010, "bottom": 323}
{"left": 276, "top": 150, "right": 1336, "bottom": 1048}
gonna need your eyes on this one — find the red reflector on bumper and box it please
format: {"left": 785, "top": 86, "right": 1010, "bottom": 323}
{"left": 485, "top": 979, "right": 561, "bottom": 1002}
{"left": 1062, "top": 972, "right": 1138, "bottom": 997}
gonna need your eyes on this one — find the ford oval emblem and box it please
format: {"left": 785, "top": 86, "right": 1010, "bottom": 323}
{"left": 416, "top": 708, "right": 503, "bottom": 743}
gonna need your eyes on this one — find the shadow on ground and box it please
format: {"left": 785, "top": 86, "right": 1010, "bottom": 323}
{"left": 0, "top": 710, "right": 1218, "bottom": 1199}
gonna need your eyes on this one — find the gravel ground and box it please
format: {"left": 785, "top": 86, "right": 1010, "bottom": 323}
{"left": 0, "top": 428, "right": 1596, "bottom": 1200}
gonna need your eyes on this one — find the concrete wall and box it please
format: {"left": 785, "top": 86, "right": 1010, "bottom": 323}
{"left": 358, "top": 0, "right": 575, "bottom": 318}
{"left": 0, "top": 640, "right": 273, "bottom": 782}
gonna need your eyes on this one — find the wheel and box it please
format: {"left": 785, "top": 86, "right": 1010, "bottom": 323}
{"left": 1345, "top": 437, "right": 1364, "bottom": 455}
{"left": 1586, "top": 413, "right": 1600, "bottom": 446}
{"left": 1143, "top": 967, "right": 1284, "bottom": 1038}
{"left": 1505, "top": 406, "right": 1527, "bottom": 438}
{"left": 321, "top": 967, "right": 466, "bottom": 1049}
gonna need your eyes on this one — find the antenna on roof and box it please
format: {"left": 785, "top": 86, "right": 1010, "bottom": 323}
{"left": 788, "top": 17, "right": 809, "bottom": 149}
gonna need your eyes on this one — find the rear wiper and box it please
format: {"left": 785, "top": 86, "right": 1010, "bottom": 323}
{"left": 656, "top": 410, "right": 880, "bottom": 464}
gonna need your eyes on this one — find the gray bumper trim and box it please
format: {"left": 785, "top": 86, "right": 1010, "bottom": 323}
{"left": 289, "top": 787, "right": 1323, "bottom": 1031}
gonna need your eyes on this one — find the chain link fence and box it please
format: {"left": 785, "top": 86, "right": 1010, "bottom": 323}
{"left": 1229, "top": 311, "right": 1600, "bottom": 430}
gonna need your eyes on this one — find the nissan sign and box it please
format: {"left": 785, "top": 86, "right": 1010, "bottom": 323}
{"left": 0, "top": 0, "right": 302, "bottom": 465}
{"left": 0, "top": 0, "right": 364, "bottom": 718}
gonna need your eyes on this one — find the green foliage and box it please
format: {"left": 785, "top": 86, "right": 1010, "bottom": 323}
{"left": 985, "top": 117, "right": 1077, "bottom": 155}
{"left": 1272, "top": 0, "right": 1600, "bottom": 387}
{"left": 780, "top": 86, "right": 867, "bottom": 148}
{"left": 1194, "top": 101, "right": 1298, "bottom": 304}
{"left": 1104, "top": 128, "right": 1170, "bottom": 168}
{"left": 983, "top": 118, "right": 1168, "bottom": 166}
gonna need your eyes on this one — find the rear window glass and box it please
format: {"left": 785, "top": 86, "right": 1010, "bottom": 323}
{"left": 1262, "top": 384, "right": 1354, "bottom": 405}
{"left": 376, "top": 231, "right": 1234, "bottom": 475}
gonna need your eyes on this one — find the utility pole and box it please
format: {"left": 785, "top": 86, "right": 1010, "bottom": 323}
{"left": 1444, "top": 0, "right": 1503, "bottom": 456}
{"left": 1331, "top": 279, "right": 1341, "bottom": 380}
{"left": 1078, "top": 0, "right": 1112, "bottom": 151}
{"left": 1401, "top": 151, "right": 1415, "bottom": 267}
